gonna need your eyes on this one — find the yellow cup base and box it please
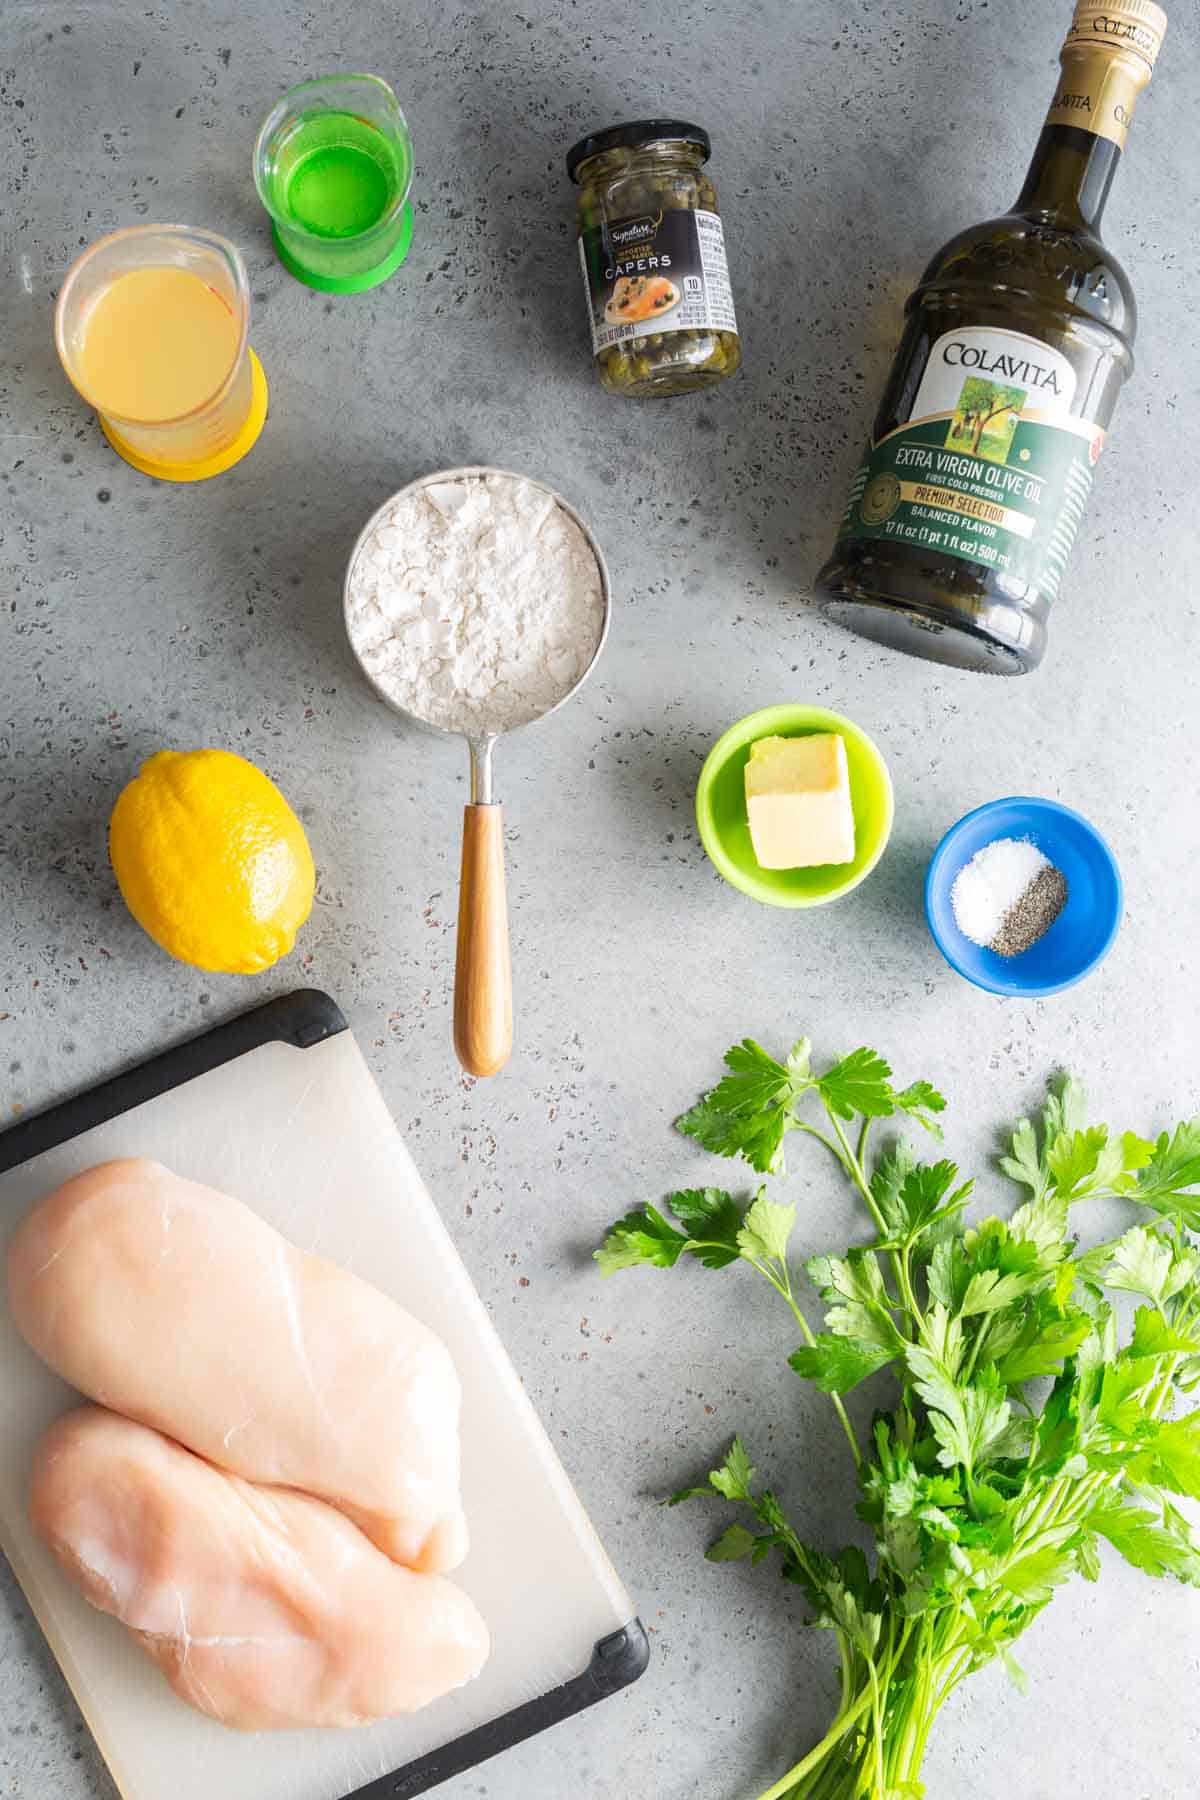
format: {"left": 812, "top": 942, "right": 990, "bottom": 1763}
{"left": 99, "top": 349, "right": 269, "bottom": 483}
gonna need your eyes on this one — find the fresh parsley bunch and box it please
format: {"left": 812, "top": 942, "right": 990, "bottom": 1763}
{"left": 597, "top": 1038, "right": 1200, "bottom": 1800}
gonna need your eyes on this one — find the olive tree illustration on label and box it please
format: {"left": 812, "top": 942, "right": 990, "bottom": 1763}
{"left": 836, "top": 326, "right": 1097, "bottom": 606}
{"left": 946, "top": 376, "right": 1027, "bottom": 463}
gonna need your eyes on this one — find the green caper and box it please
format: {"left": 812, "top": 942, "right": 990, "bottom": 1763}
{"left": 600, "top": 353, "right": 634, "bottom": 392}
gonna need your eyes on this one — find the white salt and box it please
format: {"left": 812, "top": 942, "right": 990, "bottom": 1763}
{"left": 950, "top": 837, "right": 1049, "bottom": 948}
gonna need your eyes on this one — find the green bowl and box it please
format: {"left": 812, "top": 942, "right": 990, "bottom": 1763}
{"left": 695, "top": 704, "right": 894, "bottom": 908}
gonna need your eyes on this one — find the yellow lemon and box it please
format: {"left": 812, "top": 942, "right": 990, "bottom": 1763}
{"left": 109, "top": 749, "right": 316, "bottom": 974}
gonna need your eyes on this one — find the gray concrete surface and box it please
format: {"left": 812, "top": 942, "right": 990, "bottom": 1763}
{"left": 3, "top": 0, "right": 1199, "bottom": 1795}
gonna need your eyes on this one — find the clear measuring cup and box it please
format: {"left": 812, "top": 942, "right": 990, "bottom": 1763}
{"left": 54, "top": 224, "right": 268, "bottom": 482}
{"left": 344, "top": 468, "right": 612, "bottom": 1079}
{"left": 254, "top": 74, "right": 415, "bottom": 294}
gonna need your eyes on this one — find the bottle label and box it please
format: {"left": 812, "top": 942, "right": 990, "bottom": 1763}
{"left": 577, "top": 210, "right": 738, "bottom": 356}
{"left": 834, "top": 327, "right": 1102, "bottom": 606}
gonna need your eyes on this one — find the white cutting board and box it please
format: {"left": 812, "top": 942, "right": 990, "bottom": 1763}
{"left": 0, "top": 995, "right": 639, "bottom": 1800}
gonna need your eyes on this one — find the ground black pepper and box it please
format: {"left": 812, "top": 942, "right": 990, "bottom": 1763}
{"left": 993, "top": 864, "right": 1068, "bottom": 958}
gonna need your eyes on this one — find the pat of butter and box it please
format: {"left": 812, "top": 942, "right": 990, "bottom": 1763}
{"left": 744, "top": 734, "right": 856, "bottom": 870}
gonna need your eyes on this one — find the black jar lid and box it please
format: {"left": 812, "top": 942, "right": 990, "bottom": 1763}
{"left": 566, "top": 119, "right": 711, "bottom": 182}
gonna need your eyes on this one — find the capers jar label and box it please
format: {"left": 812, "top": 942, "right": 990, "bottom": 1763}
{"left": 578, "top": 208, "right": 738, "bottom": 355}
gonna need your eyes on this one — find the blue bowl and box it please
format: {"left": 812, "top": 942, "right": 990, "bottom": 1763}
{"left": 925, "top": 797, "right": 1123, "bottom": 998}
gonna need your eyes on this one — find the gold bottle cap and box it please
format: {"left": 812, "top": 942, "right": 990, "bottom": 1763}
{"left": 1065, "top": 1, "right": 1168, "bottom": 75}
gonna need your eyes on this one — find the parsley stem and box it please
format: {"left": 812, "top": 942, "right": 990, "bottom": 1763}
{"left": 866, "top": 1655, "right": 886, "bottom": 1793}
{"left": 895, "top": 1244, "right": 926, "bottom": 1340}
{"left": 826, "top": 1106, "right": 929, "bottom": 1344}
{"left": 758, "top": 1258, "right": 865, "bottom": 1470}
{"left": 856, "top": 1116, "right": 873, "bottom": 1167}
{"left": 750, "top": 1682, "right": 876, "bottom": 1800}
{"left": 959, "top": 1314, "right": 992, "bottom": 1384}
{"left": 827, "top": 1112, "right": 889, "bottom": 1235}
{"left": 751, "top": 1618, "right": 917, "bottom": 1800}
{"left": 836, "top": 1634, "right": 853, "bottom": 1710}
{"left": 792, "top": 1118, "right": 854, "bottom": 1177}
{"left": 932, "top": 1646, "right": 972, "bottom": 1709}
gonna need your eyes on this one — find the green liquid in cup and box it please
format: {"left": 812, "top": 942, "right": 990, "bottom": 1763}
{"left": 272, "top": 111, "right": 404, "bottom": 240}
{"left": 288, "top": 142, "right": 391, "bottom": 237}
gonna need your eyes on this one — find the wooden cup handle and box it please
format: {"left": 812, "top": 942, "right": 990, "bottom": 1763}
{"left": 453, "top": 804, "right": 512, "bottom": 1078}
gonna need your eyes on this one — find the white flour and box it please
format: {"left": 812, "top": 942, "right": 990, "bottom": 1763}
{"left": 346, "top": 473, "right": 606, "bottom": 734}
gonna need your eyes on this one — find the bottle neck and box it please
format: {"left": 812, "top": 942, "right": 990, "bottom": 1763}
{"left": 1016, "top": 123, "right": 1121, "bottom": 231}
{"left": 1020, "top": 26, "right": 1161, "bottom": 231}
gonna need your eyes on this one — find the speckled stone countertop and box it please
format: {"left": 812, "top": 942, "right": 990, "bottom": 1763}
{"left": 2, "top": 2, "right": 1199, "bottom": 1796}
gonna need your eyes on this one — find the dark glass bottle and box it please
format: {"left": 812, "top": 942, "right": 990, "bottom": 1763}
{"left": 814, "top": 0, "right": 1167, "bottom": 675}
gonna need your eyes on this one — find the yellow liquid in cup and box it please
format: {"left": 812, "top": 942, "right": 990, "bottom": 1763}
{"left": 76, "top": 266, "right": 240, "bottom": 422}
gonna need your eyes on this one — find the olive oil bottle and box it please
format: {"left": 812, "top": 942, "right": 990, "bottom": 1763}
{"left": 814, "top": 0, "right": 1167, "bottom": 674}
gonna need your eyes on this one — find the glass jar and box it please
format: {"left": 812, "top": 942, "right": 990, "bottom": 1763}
{"left": 253, "top": 74, "right": 415, "bottom": 294}
{"left": 567, "top": 120, "right": 742, "bottom": 398}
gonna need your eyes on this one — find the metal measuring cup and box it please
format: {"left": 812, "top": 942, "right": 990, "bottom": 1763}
{"left": 344, "top": 466, "right": 612, "bottom": 1079}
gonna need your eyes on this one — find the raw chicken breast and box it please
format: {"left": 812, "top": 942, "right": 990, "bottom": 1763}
{"left": 8, "top": 1159, "right": 467, "bottom": 1571}
{"left": 29, "top": 1407, "right": 489, "bottom": 1730}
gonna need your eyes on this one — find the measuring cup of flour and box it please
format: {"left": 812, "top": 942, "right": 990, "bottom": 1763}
{"left": 344, "top": 467, "right": 612, "bottom": 1077}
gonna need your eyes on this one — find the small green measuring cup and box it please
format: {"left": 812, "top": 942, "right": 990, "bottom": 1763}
{"left": 253, "top": 74, "right": 414, "bottom": 293}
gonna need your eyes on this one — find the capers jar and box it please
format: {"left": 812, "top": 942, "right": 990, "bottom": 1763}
{"left": 567, "top": 120, "right": 741, "bottom": 399}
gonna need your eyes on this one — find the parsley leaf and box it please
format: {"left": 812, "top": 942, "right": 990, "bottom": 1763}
{"left": 873, "top": 1155, "right": 972, "bottom": 1245}
{"left": 906, "top": 1353, "right": 1011, "bottom": 1479}
{"left": 1087, "top": 1497, "right": 1200, "bottom": 1585}
{"left": 1000, "top": 1076, "right": 1092, "bottom": 1201}
{"left": 992, "top": 1303, "right": 1092, "bottom": 1385}
{"left": 807, "top": 1250, "right": 904, "bottom": 1355}
{"left": 737, "top": 1194, "right": 796, "bottom": 1266}
{"left": 1073, "top": 1236, "right": 1123, "bottom": 1293}
{"left": 676, "top": 1039, "right": 812, "bottom": 1173}
{"left": 818, "top": 1048, "right": 896, "bottom": 1121}
{"left": 1043, "top": 1075, "right": 1089, "bottom": 1148}
{"left": 893, "top": 1079, "right": 948, "bottom": 1139}
{"left": 1130, "top": 1306, "right": 1200, "bottom": 1358}
{"left": 1107, "top": 1226, "right": 1197, "bottom": 1308}
{"left": 807, "top": 1249, "right": 889, "bottom": 1308}
{"left": 998, "top": 1541, "right": 1076, "bottom": 1605}
{"left": 1007, "top": 1191, "right": 1070, "bottom": 1261}
{"left": 1000, "top": 1117, "right": 1047, "bottom": 1200}
{"left": 790, "top": 1335, "right": 900, "bottom": 1394}
{"left": 667, "top": 1188, "right": 745, "bottom": 1268}
{"left": 1127, "top": 1413, "right": 1200, "bottom": 1500}
{"left": 706, "top": 1522, "right": 759, "bottom": 1563}
{"left": 927, "top": 1238, "right": 966, "bottom": 1311}
{"left": 1047, "top": 1126, "right": 1153, "bottom": 1202}
{"left": 819, "top": 1578, "right": 883, "bottom": 1659}
{"left": 960, "top": 1266, "right": 1046, "bottom": 1318}
{"left": 708, "top": 1436, "right": 756, "bottom": 1502}
{"left": 1133, "top": 1119, "right": 1200, "bottom": 1228}
{"left": 595, "top": 1191, "right": 748, "bottom": 1275}
{"left": 870, "top": 1140, "right": 916, "bottom": 1231}
{"left": 595, "top": 1204, "right": 689, "bottom": 1275}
